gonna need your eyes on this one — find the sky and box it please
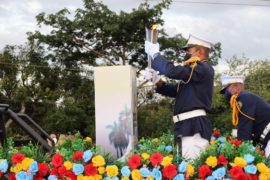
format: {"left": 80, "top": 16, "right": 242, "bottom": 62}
{"left": 1, "top": 0, "right": 270, "bottom": 72}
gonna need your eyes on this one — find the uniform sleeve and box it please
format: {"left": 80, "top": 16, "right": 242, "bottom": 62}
{"left": 151, "top": 55, "right": 205, "bottom": 81}
{"left": 237, "top": 115, "right": 254, "bottom": 140}
{"left": 237, "top": 97, "right": 256, "bottom": 140}
{"left": 155, "top": 83, "right": 178, "bottom": 98}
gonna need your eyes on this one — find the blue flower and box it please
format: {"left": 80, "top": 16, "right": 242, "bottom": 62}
{"left": 211, "top": 136, "right": 216, "bottom": 140}
{"left": 111, "top": 177, "right": 119, "bottom": 180}
{"left": 29, "top": 161, "right": 39, "bottom": 175}
{"left": 121, "top": 166, "right": 130, "bottom": 177}
{"left": 140, "top": 167, "right": 150, "bottom": 177}
{"left": 173, "top": 173, "right": 185, "bottom": 180}
{"left": 0, "top": 159, "right": 8, "bottom": 173}
{"left": 178, "top": 161, "right": 187, "bottom": 173}
{"left": 212, "top": 167, "right": 226, "bottom": 179}
{"left": 16, "top": 171, "right": 29, "bottom": 180}
{"left": 244, "top": 164, "right": 257, "bottom": 174}
{"left": 48, "top": 175, "right": 58, "bottom": 180}
{"left": 244, "top": 154, "right": 255, "bottom": 164}
{"left": 72, "top": 163, "right": 84, "bottom": 175}
{"left": 83, "top": 149, "right": 93, "bottom": 162}
{"left": 165, "top": 145, "right": 173, "bottom": 152}
{"left": 152, "top": 168, "right": 162, "bottom": 180}
{"left": 206, "top": 176, "right": 215, "bottom": 180}
{"left": 217, "top": 136, "right": 226, "bottom": 143}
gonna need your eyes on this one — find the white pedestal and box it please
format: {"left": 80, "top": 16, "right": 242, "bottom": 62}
{"left": 94, "top": 66, "right": 138, "bottom": 159}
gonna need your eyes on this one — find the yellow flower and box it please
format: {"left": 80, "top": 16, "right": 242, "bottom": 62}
{"left": 161, "top": 156, "right": 172, "bottom": 166}
{"left": 169, "top": 154, "right": 174, "bottom": 159}
{"left": 257, "top": 163, "right": 269, "bottom": 174}
{"left": 131, "top": 169, "right": 142, "bottom": 180}
{"left": 187, "top": 163, "right": 194, "bottom": 176}
{"left": 234, "top": 157, "right": 247, "bottom": 168}
{"left": 259, "top": 173, "right": 268, "bottom": 180}
{"left": 0, "top": 159, "right": 2, "bottom": 162}
{"left": 77, "top": 174, "right": 84, "bottom": 180}
{"left": 205, "top": 156, "right": 217, "bottom": 168}
{"left": 21, "top": 157, "right": 34, "bottom": 171}
{"left": 121, "top": 177, "right": 130, "bottom": 180}
{"left": 106, "top": 165, "right": 119, "bottom": 177}
{"left": 94, "top": 175, "right": 102, "bottom": 180}
{"left": 92, "top": 155, "right": 105, "bottom": 167}
{"left": 152, "top": 138, "right": 159, "bottom": 143}
{"left": 210, "top": 140, "right": 215, "bottom": 145}
{"left": 98, "top": 166, "right": 106, "bottom": 174}
{"left": 78, "top": 175, "right": 95, "bottom": 180}
{"left": 84, "top": 137, "right": 93, "bottom": 143}
{"left": 64, "top": 161, "right": 73, "bottom": 170}
{"left": 146, "top": 177, "right": 154, "bottom": 180}
{"left": 11, "top": 163, "right": 23, "bottom": 173}
{"left": 141, "top": 153, "right": 150, "bottom": 160}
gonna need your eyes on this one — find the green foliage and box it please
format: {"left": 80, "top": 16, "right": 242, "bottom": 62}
{"left": 42, "top": 99, "right": 94, "bottom": 137}
{"left": 0, "top": 137, "right": 50, "bottom": 162}
{"left": 56, "top": 132, "right": 90, "bottom": 160}
{"left": 138, "top": 99, "right": 173, "bottom": 138}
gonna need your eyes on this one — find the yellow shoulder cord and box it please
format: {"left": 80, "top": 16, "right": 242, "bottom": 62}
{"left": 177, "top": 56, "right": 201, "bottom": 92}
{"left": 230, "top": 94, "right": 255, "bottom": 126}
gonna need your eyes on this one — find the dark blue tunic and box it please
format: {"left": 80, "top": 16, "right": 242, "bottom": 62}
{"left": 151, "top": 55, "right": 214, "bottom": 141}
{"left": 235, "top": 91, "right": 270, "bottom": 147}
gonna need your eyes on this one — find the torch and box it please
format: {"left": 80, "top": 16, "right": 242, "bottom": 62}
{"left": 145, "top": 24, "right": 158, "bottom": 69}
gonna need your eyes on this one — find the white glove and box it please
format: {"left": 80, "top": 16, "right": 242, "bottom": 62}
{"left": 144, "top": 41, "right": 160, "bottom": 59}
{"left": 143, "top": 68, "right": 161, "bottom": 84}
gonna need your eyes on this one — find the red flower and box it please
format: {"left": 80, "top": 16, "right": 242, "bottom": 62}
{"left": 58, "top": 166, "right": 67, "bottom": 179}
{"left": 236, "top": 173, "right": 249, "bottom": 180}
{"left": 33, "top": 175, "right": 43, "bottom": 180}
{"left": 231, "top": 139, "right": 242, "bottom": 147}
{"left": 226, "top": 135, "right": 231, "bottom": 141}
{"left": 84, "top": 163, "right": 97, "bottom": 176}
{"left": 0, "top": 171, "right": 2, "bottom": 179}
{"left": 150, "top": 153, "right": 163, "bottom": 166}
{"left": 50, "top": 167, "right": 59, "bottom": 176}
{"left": 198, "top": 165, "right": 212, "bottom": 179}
{"left": 229, "top": 166, "right": 243, "bottom": 179}
{"left": 52, "top": 153, "right": 64, "bottom": 168}
{"left": 249, "top": 174, "right": 258, "bottom": 180}
{"left": 162, "top": 164, "right": 177, "bottom": 179}
{"left": 212, "top": 131, "right": 221, "bottom": 137}
{"left": 218, "top": 155, "right": 228, "bottom": 165}
{"left": 38, "top": 162, "right": 49, "bottom": 177}
{"left": 11, "top": 153, "right": 25, "bottom": 164}
{"left": 127, "top": 154, "right": 141, "bottom": 169}
{"left": 8, "top": 173, "right": 16, "bottom": 180}
{"left": 65, "top": 170, "right": 77, "bottom": 180}
{"left": 72, "top": 151, "right": 84, "bottom": 162}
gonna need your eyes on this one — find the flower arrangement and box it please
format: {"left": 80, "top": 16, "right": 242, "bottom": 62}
{"left": 9, "top": 153, "right": 49, "bottom": 180}
{"left": 0, "top": 131, "right": 270, "bottom": 179}
{"left": 193, "top": 130, "right": 270, "bottom": 179}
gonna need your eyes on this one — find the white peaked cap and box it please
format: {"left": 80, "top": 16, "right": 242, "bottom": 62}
{"left": 182, "top": 34, "right": 214, "bottom": 50}
{"left": 220, "top": 75, "right": 245, "bottom": 93}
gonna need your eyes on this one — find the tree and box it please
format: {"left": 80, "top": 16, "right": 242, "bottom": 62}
{"left": 28, "top": 0, "right": 173, "bottom": 70}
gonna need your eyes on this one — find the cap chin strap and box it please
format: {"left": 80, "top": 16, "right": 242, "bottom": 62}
{"left": 230, "top": 94, "right": 255, "bottom": 126}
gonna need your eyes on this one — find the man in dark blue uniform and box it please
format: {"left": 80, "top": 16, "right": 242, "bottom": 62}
{"left": 220, "top": 75, "right": 270, "bottom": 156}
{"left": 144, "top": 35, "right": 214, "bottom": 159}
